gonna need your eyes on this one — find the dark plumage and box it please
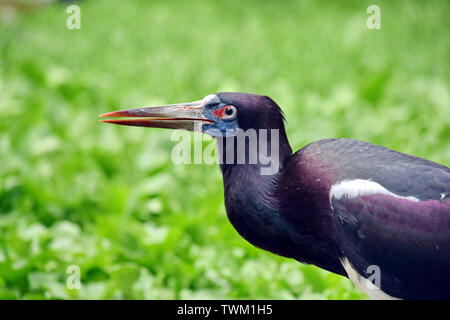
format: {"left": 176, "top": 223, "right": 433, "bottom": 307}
{"left": 277, "top": 139, "right": 450, "bottom": 299}
{"left": 100, "top": 92, "right": 450, "bottom": 299}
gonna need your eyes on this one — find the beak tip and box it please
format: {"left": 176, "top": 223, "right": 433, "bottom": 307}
{"left": 99, "top": 119, "right": 116, "bottom": 124}
{"left": 99, "top": 111, "right": 119, "bottom": 118}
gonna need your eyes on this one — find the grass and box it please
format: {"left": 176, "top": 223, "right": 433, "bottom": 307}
{"left": 0, "top": 0, "right": 448, "bottom": 299}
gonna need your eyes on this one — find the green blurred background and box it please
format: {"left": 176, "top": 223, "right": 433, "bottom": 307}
{"left": 0, "top": 0, "right": 448, "bottom": 299}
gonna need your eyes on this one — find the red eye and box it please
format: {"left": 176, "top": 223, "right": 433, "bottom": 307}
{"left": 213, "top": 105, "right": 237, "bottom": 119}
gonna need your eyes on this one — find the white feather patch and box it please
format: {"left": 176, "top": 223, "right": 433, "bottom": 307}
{"left": 330, "top": 179, "right": 419, "bottom": 204}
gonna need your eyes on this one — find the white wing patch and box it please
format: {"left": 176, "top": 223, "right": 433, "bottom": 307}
{"left": 330, "top": 179, "right": 419, "bottom": 205}
{"left": 340, "top": 257, "right": 400, "bottom": 300}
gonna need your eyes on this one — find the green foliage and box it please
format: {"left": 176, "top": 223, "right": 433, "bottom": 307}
{"left": 0, "top": 0, "right": 448, "bottom": 299}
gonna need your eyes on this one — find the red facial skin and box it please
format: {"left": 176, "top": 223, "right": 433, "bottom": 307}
{"left": 213, "top": 105, "right": 232, "bottom": 118}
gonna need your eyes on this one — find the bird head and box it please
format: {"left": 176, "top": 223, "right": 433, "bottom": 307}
{"left": 99, "top": 92, "right": 287, "bottom": 137}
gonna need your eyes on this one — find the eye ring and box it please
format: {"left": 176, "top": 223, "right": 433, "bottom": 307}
{"left": 221, "top": 105, "right": 237, "bottom": 119}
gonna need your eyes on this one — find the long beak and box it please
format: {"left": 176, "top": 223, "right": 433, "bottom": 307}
{"left": 98, "top": 100, "right": 214, "bottom": 132}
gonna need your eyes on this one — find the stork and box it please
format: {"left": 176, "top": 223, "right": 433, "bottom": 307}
{"left": 100, "top": 92, "right": 450, "bottom": 299}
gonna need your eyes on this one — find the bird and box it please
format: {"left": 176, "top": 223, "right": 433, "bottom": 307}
{"left": 99, "top": 92, "right": 450, "bottom": 300}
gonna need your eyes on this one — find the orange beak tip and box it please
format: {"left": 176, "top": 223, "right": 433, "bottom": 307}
{"left": 98, "top": 119, "right": 122, "bottom": 125}
{"left": 98, "top": 110, "right": 123, "bottom": 118}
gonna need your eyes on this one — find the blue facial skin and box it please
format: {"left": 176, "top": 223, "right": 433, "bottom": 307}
{"left": 201, "top": 101, "right": 239, "bottom": 137}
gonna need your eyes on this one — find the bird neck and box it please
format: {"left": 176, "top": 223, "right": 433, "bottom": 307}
{"left": 218, "top": 128, "right": 292, "bottom": 176}
{"left": 217, "top": 132, "right": 297, "bottom": 257}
